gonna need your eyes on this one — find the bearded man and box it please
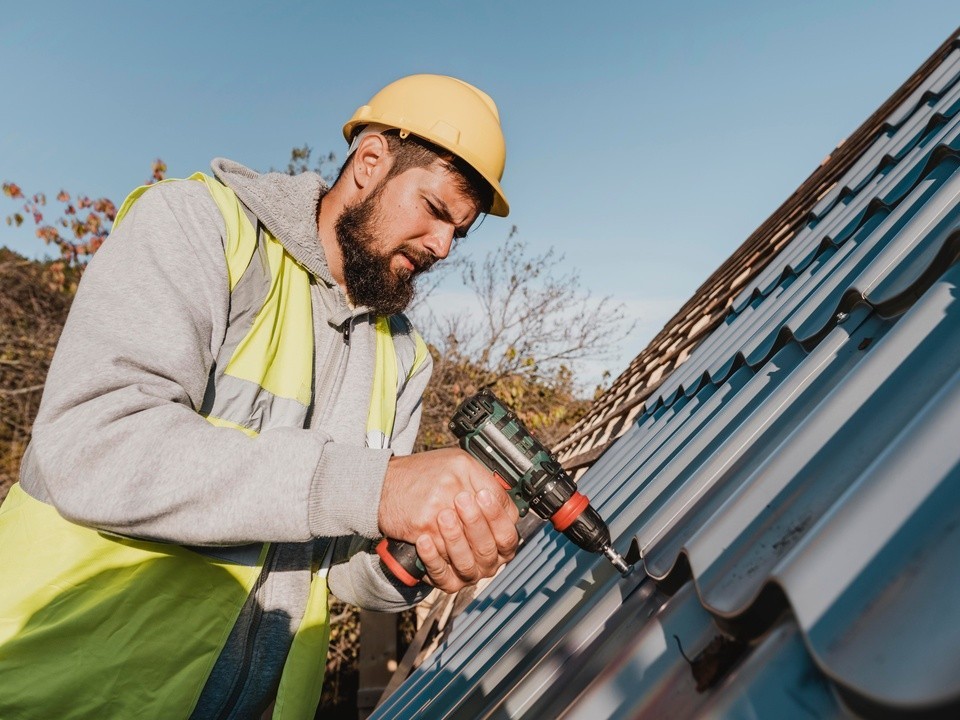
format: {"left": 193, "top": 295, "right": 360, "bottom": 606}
{"left": 0, "top": 74, "right": 518, "bottom": 719}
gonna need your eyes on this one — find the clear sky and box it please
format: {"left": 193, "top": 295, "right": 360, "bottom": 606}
{"left": 2, "top": 1, "right": 958, "bottom": 385}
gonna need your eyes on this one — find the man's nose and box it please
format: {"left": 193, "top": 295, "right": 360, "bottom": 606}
{"left": 422, "top": 224, "right": 454, "bottom": 260}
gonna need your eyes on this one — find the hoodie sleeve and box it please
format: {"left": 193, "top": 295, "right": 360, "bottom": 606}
{"left": 20, "top": 180, "right": 387, "bottom": 545}
{"left": 327, "top": 348, "right": 435, "bottom": 609}
{"left": 327, "top": 535, "right": 433, "bottom": 612}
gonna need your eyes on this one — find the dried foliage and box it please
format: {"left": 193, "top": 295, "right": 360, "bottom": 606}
{"left": 0, "top": 248, "right": 76, "bottom": 496}
{"left": 320, "top": 601, "right": 361, "bottom": 714}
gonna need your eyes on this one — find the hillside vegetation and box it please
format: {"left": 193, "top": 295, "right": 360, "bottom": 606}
{"left": 0, "top": 249, "right": 75, "bottom": 497}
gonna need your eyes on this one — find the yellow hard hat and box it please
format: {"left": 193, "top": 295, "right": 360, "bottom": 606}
{"left": 343, "top": 74, "right": 509, "bottom": 217}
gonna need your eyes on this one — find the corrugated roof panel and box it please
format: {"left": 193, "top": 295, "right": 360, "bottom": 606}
{"left": 679, "top": 621, "right": 845, "bottom": 720}
{"left": 638, "top": 311, "right": 886, "bottom": 580}
{"left": 489, "top": 580, "right": 668, "bottom": 719}
{"left": 688, "top": 268, "right": 960, "bottom": 615}
{"left": 557, "top": 582, "right": 723, "bottom": 720}
{"left": 840, "top": 67, "right": 960, "bottom": 194}
{"left": 734, "top": 127, "right": 958, "bottom": 320}
{"left": 882, "top": 45, "right": 960, "bottom": 128}
{"left": 373, "top": 30, "right": 960, "bottom": 720}
{"left": 654, "top": 136, "right": 960, "bottom": 411}
{"left": 561, "top": 612, "right": 847, "bottom": 720}
{"left": 814, "top": 51, "right": 960, "bottom": 221}
{"left": 732, "top": 85, "right": 960, "bottom": 315}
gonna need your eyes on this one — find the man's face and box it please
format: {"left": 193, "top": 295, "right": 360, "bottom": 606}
{"left": 335, "top": 159, "right": 480, "bottom": 315}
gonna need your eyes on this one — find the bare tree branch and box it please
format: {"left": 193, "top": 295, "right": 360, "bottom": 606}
{"left": 410, "top": 231, "right": 637, "bottom": 452}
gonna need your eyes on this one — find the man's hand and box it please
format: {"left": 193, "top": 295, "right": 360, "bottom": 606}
{"left": 378, "top": 448, "right": 520, "bottom": 593}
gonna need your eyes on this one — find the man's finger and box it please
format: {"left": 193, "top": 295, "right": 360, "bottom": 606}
{"left": 437, "top": 507, "right": 481, "bottom": 584}
{"left": 477, "top": 489, "right": 520, "bottom": 560}
{"left": 416, "top": 534, "right": 457, "bottom": 592}
{"left": 455, "top": 492, "right": 500, "bottom": 572}
{"left": 485, "top": 478, "right": 520, "bottom": 522}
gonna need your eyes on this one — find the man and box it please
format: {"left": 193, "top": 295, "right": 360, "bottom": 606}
{"left": 0, "top": 74, "right": 519, "bottom": 718}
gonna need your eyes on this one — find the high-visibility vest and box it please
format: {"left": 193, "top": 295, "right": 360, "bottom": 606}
{"left": 0, "top": 175, "right": 428, "bottom": 719}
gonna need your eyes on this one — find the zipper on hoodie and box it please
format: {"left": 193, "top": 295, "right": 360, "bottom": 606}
{"left": 214, "top": 542, "right": 277, "bottom": 719}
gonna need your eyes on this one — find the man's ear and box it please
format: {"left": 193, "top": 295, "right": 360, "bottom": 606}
{"left": 350, "top": 133, "right": 391, "bottom": 190}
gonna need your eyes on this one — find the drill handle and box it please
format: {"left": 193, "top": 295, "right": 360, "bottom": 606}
{"left": 376, "top": 537, "right": 427, "bottom": 587}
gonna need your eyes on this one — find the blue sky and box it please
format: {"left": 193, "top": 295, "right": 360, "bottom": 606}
{"left": 2, "top": 1, "right": 958, "bottom": 384}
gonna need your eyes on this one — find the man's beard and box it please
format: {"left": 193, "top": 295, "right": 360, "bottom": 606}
{"left": 334, "top": 181, "right": 437, "bottom": 315}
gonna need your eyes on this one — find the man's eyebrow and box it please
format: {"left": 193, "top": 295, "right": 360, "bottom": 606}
{"left": 427, "top": 193, "right": 472, "bottom": 231}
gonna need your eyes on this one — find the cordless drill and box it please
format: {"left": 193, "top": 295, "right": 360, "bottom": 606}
{"left": 377, "top": 389, "right": 633, "bottom": 586}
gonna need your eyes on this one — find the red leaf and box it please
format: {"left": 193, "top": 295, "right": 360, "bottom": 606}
{"left": 36, "top": 226, "right": 59, "bottom": 244}
{"left": 93, "top": 198, "right": 115, "bottom": 216}
{"left": 2, "top": 182, "right": 23, "bottom": 199}
{"left": 57, "top": 190, "right": 70, "bottom": 202}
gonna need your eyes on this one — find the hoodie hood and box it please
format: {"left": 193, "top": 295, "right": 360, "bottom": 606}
{"left": 211, "top": 157, "right": 336, "bottom": 286}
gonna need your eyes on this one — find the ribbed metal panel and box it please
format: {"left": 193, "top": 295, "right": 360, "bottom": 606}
{"left": 373, "top": 35, "right": 960, "bottom": 720}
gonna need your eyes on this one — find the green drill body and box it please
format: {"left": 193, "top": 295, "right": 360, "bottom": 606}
{"left": 377, "top": 389, "right": 632, "bottom": 586}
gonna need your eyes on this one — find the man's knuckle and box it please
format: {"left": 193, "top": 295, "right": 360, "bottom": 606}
{"left": 496, "top": 526, "right": 519, "bottom": 548}
{"left": 456, "top": 563, "right": 479, "bottom": 583}
{"left": 442, "top": 524, "right": 464, "bottom": 544}
{"left": 477, "top": 542, "right": 499, "bottom": 562}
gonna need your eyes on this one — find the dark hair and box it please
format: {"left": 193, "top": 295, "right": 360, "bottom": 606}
{"left": 339, "top": 129, "right": 494, "bottom": 215}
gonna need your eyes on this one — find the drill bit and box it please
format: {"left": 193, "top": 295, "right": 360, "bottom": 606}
{"left": 602, "top": 544, "right": 634, "bottom": 576}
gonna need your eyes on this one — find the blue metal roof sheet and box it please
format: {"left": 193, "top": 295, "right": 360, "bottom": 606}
{"left": 373, "top": 32, "right": 960, "bottom": 720}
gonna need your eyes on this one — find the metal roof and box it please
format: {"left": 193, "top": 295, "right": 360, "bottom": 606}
{"left": 553, "top": 29, "right": 960, "bottom": 476}
{"left": 373, "top": 28, "right": 960, "bottom": 720}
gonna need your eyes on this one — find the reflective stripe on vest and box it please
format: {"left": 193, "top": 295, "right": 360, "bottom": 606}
{"left": 116, "top": 173, "right": 315, "bottom": 436}
{"left": 367, "top": 315, "right": 429, "bottom": 449}
{"left": 0, "top": 175, "right": 428, "bottom": 720}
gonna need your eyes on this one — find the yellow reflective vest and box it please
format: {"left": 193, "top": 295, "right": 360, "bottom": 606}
{"left": 0, "top": 174, "right": 428, "bottom": 719}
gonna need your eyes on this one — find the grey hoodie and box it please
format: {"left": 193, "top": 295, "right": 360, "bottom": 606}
{"left": 19, "top": 158, "right": 432, "bottom": 714}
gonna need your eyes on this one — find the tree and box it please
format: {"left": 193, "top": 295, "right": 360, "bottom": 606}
{"left": 411, "top": 232, "right": 633, "bottom": 450}
{"left": 2, "top": 160, "right": 166, "bottom": 292}
{"left": 279, "top": 144, "right": 340, "bottom": 184}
